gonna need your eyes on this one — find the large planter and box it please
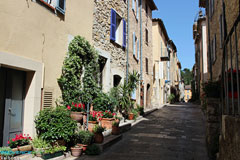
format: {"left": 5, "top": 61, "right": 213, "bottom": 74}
{"left": 71, "top": 147, "right": 83, "bottom": 157}
{"left": 42, "top": 151, "right": 63, "bottom": 160}
{"left": 112, "top": 126, "right": 120, "bottom": 135}
{"left": 88, "top": 121, "right": 97, "bottom": 132}
{"left": 128, "top": 113, "right": 134, "bottom": 120}
{"left": 70, "top": 112, "right": 83, "bottom": 122}
{"left": 94, "top": 133, "right": 104, "bottom": 144}
{"left": 11, "top": 145, "right": 32, "bottom": 153}
{"left": 100, "top": 118, "right": 115, "bottom": 129}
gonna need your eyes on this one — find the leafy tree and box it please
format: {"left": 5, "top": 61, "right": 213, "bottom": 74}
{"left": 181, "top": 68, "right": 193, "bottom": 85}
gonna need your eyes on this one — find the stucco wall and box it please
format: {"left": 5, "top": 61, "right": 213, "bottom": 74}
{"left": 0, "top": 0, "right": 94, "bottom": 102}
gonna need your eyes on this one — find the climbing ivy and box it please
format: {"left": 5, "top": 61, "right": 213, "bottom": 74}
{"left": 58, "top": 36, "right": 100, "bottom": 106}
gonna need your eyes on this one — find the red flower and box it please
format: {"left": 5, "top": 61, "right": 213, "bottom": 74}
{"left": 78, "top": 103, "right": 81, "bottom": 108}
{"left": 12, "top": 138, "right": 15, "bottom": 142}
{"left": 109, "top": 111, "right": 111, "bottom": 114}
{"left": 105, "top": 111, "right": 108, "bottom": 113}
{"left": 7, "top": 141, "right": 10, "bottom": 144}
{"left": 112, "top": 113, "right": 116, "bottom": 116}
{"left": 67, "top": 106, "right": 71, "bottom": 110}
{"left": 75, "top": 104, "right": 77, "bottom": 107}
{"left": 72, "top": 102, "right": 74, "bottom": 105}
{"left": 83, "top": 104, "right": 85, "bottom": 109}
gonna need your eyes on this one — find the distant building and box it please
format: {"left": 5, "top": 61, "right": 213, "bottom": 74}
{"left": 184, "top": 85, "right": 192, "bottom": 102}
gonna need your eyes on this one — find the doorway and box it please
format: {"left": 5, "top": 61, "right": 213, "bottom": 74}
{"left": 0, "top": 67, "right": 25, "bottom": 147}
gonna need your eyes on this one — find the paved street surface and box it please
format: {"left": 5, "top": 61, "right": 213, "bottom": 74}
{"left": 79, "top": 103, "right": 208, "bottom": 160}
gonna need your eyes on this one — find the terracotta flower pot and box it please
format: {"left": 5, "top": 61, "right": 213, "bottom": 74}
{"left": 71, "top": 147, "right": 83, "bottom": 157}
{"left": 77, "top": 144, "right": 87, "bottom": 152}
{"left": 128, "top": 113, "right": 134, "bottom": 120}
{"left": 70, "top": 112, "right": 83, "bottom": 122}
{"left": 88, "top": 121, "right": 97, "bottom": 132}
{"left": 112, "top": 126, "right": 120, "bottom": 135}
{"left": 100, "top": 118, "right": 115, "bottom": 129}
{"left": 94, "top": 133, "right": 104, "bottom": 144}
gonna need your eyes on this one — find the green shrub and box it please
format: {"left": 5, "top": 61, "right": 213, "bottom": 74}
{"left": 31, "top": 137, "right": 51, "bottom": 149}
{"left": 92, "top": 92, "right": 114, "bottom": 112}
{"left": 85, "top": 144, "right": 101, "bottom": 155}
{"left": 92, "top": 125, "right": 105, "bottom": 134}
{"left": 77, "top": 131, "right": 94, "bottom": 145}
{"left": 35, "top": 107, "right": 77, "bottom": 143}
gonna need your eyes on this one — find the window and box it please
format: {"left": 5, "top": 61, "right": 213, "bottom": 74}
{"left": 113, "top": 75, "right": 122, "bottom": 87}
{"left": 145, "top": 3, "right": 148, "bottom": 16}
{"left": 131, "top": 89, "right": 136, "bottom": 100}
{"left": 145, "top": 29, "right": 148, "bottom": 45}
{"left": 211, "top": 35, "right": 216, "bottom": 63}
{"left": 110, "top": 9, "right": 126, "bottom": 48}
{"left": 219, "top": 14, "right": 224, "bottom": 48}
{"left": 146, "top": 58, "right": 149, "bottom": 74}
{"left": 132, "top": 0, "right": 139, "bottom": 20}
{"left": 132, "top": 33, "right": 139, "bottom": 61}
{"left": 39, "top": 0, "right": 66, "bottom": 14}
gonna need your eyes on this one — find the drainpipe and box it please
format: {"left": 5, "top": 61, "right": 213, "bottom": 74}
{"left": 140, "top": 0, "right": 143, "bottom": 81}
{"left": 126, "top": 0, "right": 130, "bottom": 83}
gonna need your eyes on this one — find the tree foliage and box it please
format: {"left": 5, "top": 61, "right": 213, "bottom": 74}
{"left": 181, "top": 68, "right": 193, "bottom": 85}
{"left": 58, "top": 36, "right": 100, "bottom": 105}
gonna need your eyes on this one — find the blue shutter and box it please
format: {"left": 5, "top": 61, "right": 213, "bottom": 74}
{"left": 110, "top": 9, "right": 116, "bottom": 41}
{"left": 133, "top": 32, "right": 135, "bottom": 56}
{"left": 123, "top": 19, "right": 126, "bottom": 48}
{"left": 137, "top": 40, "right": 139, "bottom": 60}
{"left": 56, "top": 0, "right": 66, "bottom": 14}
{"left": 132, "top": 0, "right": 135, "bottom": 11}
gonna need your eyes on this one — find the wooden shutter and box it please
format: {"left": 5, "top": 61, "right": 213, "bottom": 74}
{"left": 132, "top": 0, "right": 135, "bottom": 11}
{"left": 136, "top": 0, "right": 139, "bottom": 20}
{"left": 137, "top": 39, "right": 139, "bottom": 60}
{"left": 56, "top": 0, "right": 66, "bottom": 14}
{"left": 110, "top": 9, "right": 116, "bottom": 41}
{"left": 133, "top": 32, "right": 135, "bottom": 56}
{"left": 123, "top": 19, "right": 126, "bottom": 48}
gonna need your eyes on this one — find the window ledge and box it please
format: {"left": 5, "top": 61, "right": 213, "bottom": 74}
{"left": 40, "top": 0, "right": 56, "bottom": 11}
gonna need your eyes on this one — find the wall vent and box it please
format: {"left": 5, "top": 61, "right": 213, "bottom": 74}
{"left": 43, "top": 91, "right": 53, "bottom": 109}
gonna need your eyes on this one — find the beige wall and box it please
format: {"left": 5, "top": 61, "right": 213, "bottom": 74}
{"left": 184, "top": 89, "right": 192, "bottom": 102}
{"left": 0, "top": 0, "right": 94, "bottom": 136}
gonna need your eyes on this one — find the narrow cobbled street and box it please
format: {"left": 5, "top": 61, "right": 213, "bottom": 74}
{"left": 80, "top": 103, "right": 208, "bottom": 160}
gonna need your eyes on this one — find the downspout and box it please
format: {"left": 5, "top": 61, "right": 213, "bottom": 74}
{"left": 126, "top": 0, "right": 130, "bottom": 82}
{"left": 140, "top": 0, "right": 143, "bottom": 81}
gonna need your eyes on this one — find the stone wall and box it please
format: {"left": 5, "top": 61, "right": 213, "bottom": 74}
{"left": 92, "top": 0, "right": 127, "bottom": 83}
{"left": 217, "top": 115, "right": 240, "bottom": 160}
{"left": 206, "top": 98, "right": 221, "bottom": 160}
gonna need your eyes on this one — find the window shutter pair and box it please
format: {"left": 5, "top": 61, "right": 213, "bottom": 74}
{"left": 56, "top": 0, "right": 66, "bottom": 14}
{"left": 110, "top": 9, "right": 126, "bottom": 48}
{"left": 133, "top": 32, "right": 136, "bottom": 56}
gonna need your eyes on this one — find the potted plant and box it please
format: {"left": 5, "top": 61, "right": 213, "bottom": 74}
{"left": 168, "top": 94, "right": 175, "bottom": 104}
{"left": 100, "top": 110, "right": 116, "bottom": 129}
{"left": 41, "top": 145, "right": 66, "bottom": 160}
{"left": 77, "top": 131, "right": 94, "bottom": 152}
{"left": 85, "top": 144, "right": 101, "bottom": 155}
{"left": 0, "top": 147, "right": 14, "bottom": 160}
{"left": 8, "top": 134, "right": 32, "bottom": 152}
{"left": 67, "top": 102, "right": 86, "bottom": 122}
{"left": 93, "top": 125, "right": 105, "bottom": 144}
{"left": 112, "top": 121, "right": 120, "bottom": 135}
{"left": 70, "top": 145, "right": 83, "bottom": 157}
{"left": 31, "top": 137, "right": 51, "bottom": 157}
{"left": 88, "top": 111, "right": 101, "bottom": 132}
{"left": 35, "top": 106, "right": 77, "bottom": 144}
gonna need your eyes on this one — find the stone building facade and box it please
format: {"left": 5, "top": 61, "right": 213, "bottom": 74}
{"left": 0, "top": 0, "right": 94, "bottom": 146}
{"left": 127, "top": 0, "right": 157, "bottom": 109}
{"left": 152, "top": 18, "right": 170, "bottom": 105}
{"left": 199, "top": 0, "right": 240, "bottom": 159}
{"left": 193, "top": 12, "right": 208, "bottom": 100}
{"left": 92, "top": 0, "right": 128, "bottom": 92}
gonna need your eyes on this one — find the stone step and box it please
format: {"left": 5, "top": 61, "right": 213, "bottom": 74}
{"left": 95, "top": 134, "right": 122, "bottom": 152}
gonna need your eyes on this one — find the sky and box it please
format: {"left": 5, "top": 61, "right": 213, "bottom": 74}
{"left": 152, "top": 0, "right": 199, "bottom": 70}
